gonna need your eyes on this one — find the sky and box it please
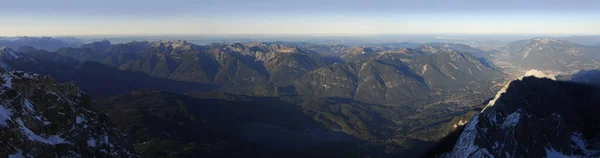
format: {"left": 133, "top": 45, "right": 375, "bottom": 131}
{"left": 1, "top": 0, "right": 599, "bottom": 36}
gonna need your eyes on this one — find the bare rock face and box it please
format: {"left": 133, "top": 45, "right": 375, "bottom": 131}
{"left": 0, "top": 47, "right": 22, "bottom": 61}
{"left": 0, "top": 69, "right": 137, "bottom": 157}
{"left": 448, "top": 70, "right": 600, "bottom": 157}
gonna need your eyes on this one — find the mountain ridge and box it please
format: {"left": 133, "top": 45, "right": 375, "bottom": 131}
{"left": 448, "top": 70, "right": 600, "bottom": 157}
{"left": 0, "top": 37, "right": 81, "bottom": 51}
{"left": 495, "top": 37, "right": 600, "bottom": 74}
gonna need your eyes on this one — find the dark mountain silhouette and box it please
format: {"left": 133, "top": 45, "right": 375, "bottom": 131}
{"left": 448, "top": 70, "right": 600, "bottom": 157}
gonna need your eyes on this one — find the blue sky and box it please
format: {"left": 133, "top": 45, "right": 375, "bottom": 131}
{"left": 1, "top": 0, "right": 599, "bottom": 36}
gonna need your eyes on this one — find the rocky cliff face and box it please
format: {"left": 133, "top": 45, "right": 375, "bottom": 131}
{"left": 0, "top": 68, "right": 136, "bottom": 157}
{"left": 448, "top": 70, "right": 600, "bottom": 157}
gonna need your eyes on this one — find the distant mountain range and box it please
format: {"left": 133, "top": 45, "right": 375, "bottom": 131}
{"left": 0, "top": 39, "right": 508, "bottom": 157}
{"left": 0, "top": 47, "right": 218, "bottom": 98}
{"left": 295, "top": 50, "right": 503, "bottom": 104}
{"left": 417, "top": 43, "right": 489, "bottom": 58}
{"left": 56, "top": 40, "right": 329, "bottom": 87}
{"left": 4, "top": 36, "right": 600, "bottom": 157}
{"left": 0, "top": 37, "right": 82, "bottom": 51}
{"left": 491, "top": 37, "right": 600, "bottom": 74}
{"left": 1, "top": 40, "right": 505, "bottom": 104}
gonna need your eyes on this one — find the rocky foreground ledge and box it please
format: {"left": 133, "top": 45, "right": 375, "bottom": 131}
{"left": 0, "top": 68, "right": 137, "bottom": 157}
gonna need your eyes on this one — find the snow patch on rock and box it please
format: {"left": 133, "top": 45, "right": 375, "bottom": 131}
{"left": 0, "top": 104, "right": 12, "bottom": 126}
{"left": 8, "top": 150, "right": 25, "bottom": 158}
{"left": 23, "top": 99, "right": 35, "bottom": 113}
{"left": 76, "top": 115, "right": 84, "bottom": 124}
{"left": 88, "top": 138, "right": 97, "bottom": 147}
{"left": 448, "top": 115, "right": 486, "bottom": 157}
{"left": 2, "top": 73, "right": 13, "bottom": 89}
{"left": 17, "top": 119, "right": 69, "bottom": 145}
{"left": 502, "top": 110, "right": 521, "bottom": 129}
{"left": 545, "top": 147, "right": 569, "bottom": 158}
{"left": 571, "top": 132, "right": 600, "bottom": 156}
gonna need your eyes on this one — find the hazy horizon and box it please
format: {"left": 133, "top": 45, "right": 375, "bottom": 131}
{"left": 3, "top": 34, "right": 587, "bottom": 45}
{"left": 2, "top": 0, "right": 599, "bottom": 36}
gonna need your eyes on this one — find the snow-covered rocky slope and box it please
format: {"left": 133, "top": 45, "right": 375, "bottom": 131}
{"left": 0, "top": 68, "right": 136, "bottom": 157}
{"left": 448, "top": 70, "right": 600, "bottom": 157}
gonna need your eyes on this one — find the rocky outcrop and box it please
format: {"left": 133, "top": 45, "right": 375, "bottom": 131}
{"left": 0, "top": 69, "right": 137, "bottom": 157}
{"left": 0, "top": 47, "right": 22, "bottom": 61}
{"left": 448, "top": 70, "right": 600, "bottom": 157}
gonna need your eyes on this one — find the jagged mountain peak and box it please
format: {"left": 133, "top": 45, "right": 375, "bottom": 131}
{"left": 486, "top": 69, "right": 555, "bottom": 109}
{"left": 521, "top": 69, "right": 556, "bottom": 80}
{"left": 449, "top": 69, "right": 600, "bottom": 157}
{"left": 220, "top": 42, "right": 258, "bottom": 53}
{"left": 151, "top": 40, "right": 195, "bottom": 50}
